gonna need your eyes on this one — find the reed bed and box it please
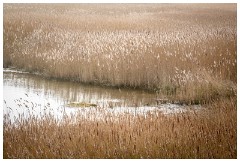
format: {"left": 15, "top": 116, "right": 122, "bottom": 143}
{"left": 3, "top": 4, "right": 237, "bottom": 159}
{"left": 3, "top": 97, "right": 236, "bottom": 158}
{"left": 3, "top": 4, "right": 237, "bottom": 104}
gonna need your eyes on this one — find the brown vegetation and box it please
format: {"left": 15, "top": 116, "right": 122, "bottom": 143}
{"left": 3, "top": 97, "right": 236, "bottom": 158}
{"left": 3, "top": 4, "right": 237, "bottom": 104}
{"left": 3, "top": 4, "right": 237, "bottom": 159}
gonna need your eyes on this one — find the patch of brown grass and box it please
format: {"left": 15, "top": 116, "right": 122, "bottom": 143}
{"left": 3, "top": 4, "right": 237, "bottom": 104}
{"left": 3, "top": 97, "right": 236, "bottom": 158}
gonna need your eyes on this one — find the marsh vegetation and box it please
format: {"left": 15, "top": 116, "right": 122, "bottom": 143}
{"left": 3, "top": 4, "right": 237, "bottom": 158}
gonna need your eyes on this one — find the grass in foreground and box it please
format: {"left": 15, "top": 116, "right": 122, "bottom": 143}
{"left": 3, "top": 97, "right": 236, "bottom": 158}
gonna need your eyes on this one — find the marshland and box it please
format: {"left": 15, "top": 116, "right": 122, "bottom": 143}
{"left": 3, "top": 4, "right": 237, "bottom": 158}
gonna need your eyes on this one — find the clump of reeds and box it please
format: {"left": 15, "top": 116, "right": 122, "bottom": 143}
{"left": 3, "top": 4, "right": 237, "bottom": 104}
{"left": 3, "top": 97, "right": 236, "bottom": 158}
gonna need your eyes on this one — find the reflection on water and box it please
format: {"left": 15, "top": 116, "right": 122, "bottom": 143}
{"left": 3, "top": 69, "right": 201, "bottom": 123}
{"left": 4, "top": 69, "right": 157, "bottom": 105}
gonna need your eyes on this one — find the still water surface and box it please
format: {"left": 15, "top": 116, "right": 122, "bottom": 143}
{"left": 3, "top": 69, "right": 200, "bottom": 123}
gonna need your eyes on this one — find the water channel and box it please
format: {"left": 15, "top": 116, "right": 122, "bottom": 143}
{"left": 3, "top": 69, "right": 201, "bottom": 123}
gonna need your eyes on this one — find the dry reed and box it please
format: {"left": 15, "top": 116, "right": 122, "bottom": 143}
{"left": 3, "top": 97, "right": 236, "bottom": 158}
{"left": 3, "top": 4, "right": 237, "bottom": 159}
{"left": 3, "top": 4, "right": 237, "bottom": 104}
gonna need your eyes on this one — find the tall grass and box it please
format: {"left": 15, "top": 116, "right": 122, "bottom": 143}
{"left": 3, "top": 4, "right": 237, "bottom": 159}
{"left": 3, "top": 4, "right": 237, "bottom": 103}
{"left": 3, "top": 97, "right": 236, "bottom": 158}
